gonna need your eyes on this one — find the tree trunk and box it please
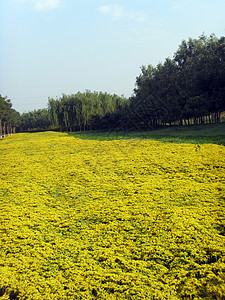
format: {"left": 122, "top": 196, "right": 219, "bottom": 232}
{"left": 7, "top": 124, "right": 10, "bottom": 136}
{"left": 217, "top": 111, "right": 220, "bottom": 122}
{"left": 3, "top": 122, "right": 6, "bottom": 137}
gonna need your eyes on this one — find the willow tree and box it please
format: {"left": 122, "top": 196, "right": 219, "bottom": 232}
{"left": 47, "top": 91, "right": 128, "bottom": 131}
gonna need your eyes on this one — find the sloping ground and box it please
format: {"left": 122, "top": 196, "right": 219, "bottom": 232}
{"left": 69, "top": 122, "right": 225, "bottom": 145}
{"left": 0, "top": 132, "right": 225, "bottom": 299}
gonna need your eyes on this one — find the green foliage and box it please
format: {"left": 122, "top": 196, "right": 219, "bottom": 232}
{"left": 194, "top": 144, "right": 201, "bottom": 152}
{"left": 47, "top": 91, "right": 129, "bottom": 132}
{"left": 0, "top": 95, "right": 20, "bottom": 137}
{"left": 19, "top": 109, "right": 51, "bottom": 132}
{"left": 6, "top": 33, "right": 225, "bottom": 134}
{"left": 132, "top": 34, "right": 225, "bottom": 128}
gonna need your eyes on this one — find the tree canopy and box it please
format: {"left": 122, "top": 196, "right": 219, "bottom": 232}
{"left": 2, "top": 34, "right": 225, "bottom": 133}
{"left": 47, "top": 91, "right": 129, "bottom": 132}
{"left": 19, "top": 109, "right": 51, "bottom": 132}
{"left": 131, "top": 34, "right": 225, "bottom": 127}
{"left": 0, "top": 95, "right": 20, "bottom": 138}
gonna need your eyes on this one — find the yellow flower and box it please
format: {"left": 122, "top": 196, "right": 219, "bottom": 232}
{"left": 0, "top": 132, "right": 224, "bottom": 299}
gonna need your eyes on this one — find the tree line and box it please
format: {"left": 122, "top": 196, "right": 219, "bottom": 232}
{"left": 130, "top": 34, "right": 225, "bottom": 128}
{"left": 0, "top": 95, "right": 20, "bottom": 138}
{"left": 1, "top": 34, "right": 225, "bottom": 134}
{"left": 18, "top": 91, "right": 129, "bottom": 132}
{"left": 48, "top": 91, "right": 129, "bottom": 132}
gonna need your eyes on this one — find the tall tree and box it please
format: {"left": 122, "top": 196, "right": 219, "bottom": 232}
{"left": 47, "top": 91, "right": 128, "bottom": 132}
{"left": 0, "top": 95, "right": 20, "bottom": 137}
{"left": 132, "top": 34, "right": 225, "bottom": 127}
{"left": 19, "top": 109, "right": 51, "bottom": 132}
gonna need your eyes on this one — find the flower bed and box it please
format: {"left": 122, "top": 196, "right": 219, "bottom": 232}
{"left": 0, "top": 132, "right": 224, "bottom": 299}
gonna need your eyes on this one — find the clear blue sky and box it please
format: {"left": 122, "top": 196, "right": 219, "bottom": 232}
{"left": 1, "top": 0, "right": 225, "bottom": 113}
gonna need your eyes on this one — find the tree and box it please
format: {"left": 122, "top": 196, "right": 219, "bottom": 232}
{"left": 47, "top": 91, "right": 129, "bottom": 132}
{"left": 19, "top": 109, "right": 51, "bottom": 132}
{"left": 132, "top": 33, "right": 225, "bottom": 127}
{"left": 0, "top": 95, "right": 20, "bottom": 138}
{"left": 174, "top": 34, "right": 225, "bottom": 123}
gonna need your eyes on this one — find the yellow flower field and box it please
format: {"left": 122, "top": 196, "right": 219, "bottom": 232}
{"left": 0, "top": 132, "right": 225, "bottom": 299}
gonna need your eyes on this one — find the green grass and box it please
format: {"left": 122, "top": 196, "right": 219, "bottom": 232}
{"left": 68, "top": 122, "right": 225, "bottom": 145}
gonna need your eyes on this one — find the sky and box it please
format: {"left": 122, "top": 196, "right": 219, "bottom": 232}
{"left": 0, "top": 0, "right": 225, "bottom": 113}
